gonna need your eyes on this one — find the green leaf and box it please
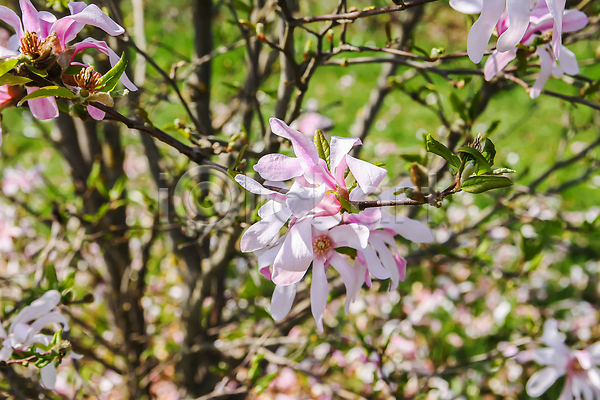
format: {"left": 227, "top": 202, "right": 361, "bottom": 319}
{"left": 58, "top": 272, "right": 75, "bottom": 292}
{"left": 338, "top": 194, "right": 359, "bottom": 214}
{"left": 468, "top": 89, "right": 481, "bottom": 121}
{"left": 234, "top": 144, "right": 248, "bottom": 169}
{"left": 424, "top": 134, "right": 461, "bottom": 169}
{"left": 461, "top": 175, "right": 513, "bottom": 193}
{"left": 45, "top": 265, "right": 58, "bottom": 290}
{"left": 0, "top": 74, "right": 31, "bottom": 85}
{"left": 17, "top": 86, "right": 75, "bottom": 106}
{"left": 0, "top": 57, "right": 20, "bottom": 78}
{"left": 96, "top": 52, "right": 127, "bottom": 92}
{"left": 63, "top": 64, "right": 85, "bottom": 75}
{"left": 516, "top": 50, "right": 528, "bottom": 75}
{"left": 581, "top": 78, "right": 600, "bottom": 98}
{"left": 109, "top": 175, "right": 127, "bottom": 202}
{"left": 481, "top": 138, "right": 496, "bottom": 166}
{"left": 35, "top": 358, "right": 53, "bottom": 369}
{"left": 313, "top": 129, "right": 330, "bottom": 169}
{"left": 335, "top": 246, "right": 357, "bottom": 258}
{"left": 458, "top": 146, "right": 492, "bottom": 174}
{"left": 51, "top": 330, "right": 63, "bottom": 346}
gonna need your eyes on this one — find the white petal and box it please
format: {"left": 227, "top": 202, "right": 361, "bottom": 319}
{"left": 329, "top": 136, "right": 361, "bottom": 173}
{"left": 557, "top": 45, "right": 579, "bottom": 76}
{"left": 450, "top": 0, "right": 483, "bottom": 14}
{"left": 532, "top": 347, "right": 558, "bottom": 366}
{"left": 530, "top": 46, "right": 554, "bottom": 99}
{"left": 40, "top": 364, "right": 57, "bottom": 389}
{"left": 467, "top": 0, "right": 505, "bottom": 63}
{"left": 329, "top": 223, "right": 369, "bottom": 250}
{"left": 271, "top": 283, "right": 299, "bottom": 321}
{"left": 497, "top": 0, "right": 531, "bottom": 52}
{"left": 329, "top": 253, "right": 358, "bottom": 315}
{"left": 10, "top": 290, "right": 61, "bottom": 334}
{"left": 526, "top": 367, "right": 563, "bottom": 397}
{"left": 345, "top": 155, "right": 387, "bottom": 195}
{"left": 310, "top": 258, "right": 329, "bottom": 333}
{"left": 273, "top": 217, "right": 314, "bottom": 274}
{"left": 484, "top": 49, "right": 517, "bottom": 81}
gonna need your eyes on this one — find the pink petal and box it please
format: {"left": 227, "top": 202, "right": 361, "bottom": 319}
{"left": 271, "top": 283, "right": 298, "bottom": 321}
{"left": 562, "top": 9, "right": 589, "bottom": 33}
{"left": 394, "top": 253, "right": 407, "bottom": 282}
{"left": 37, "top": 11, "right": 56, "bottom": 38}
{"left": 369, "top": 236, "right": 400, "bottom": 290}
{"left": 269, "top": 118, "right": 319, "bottom": 169}
{"left": 235, "top": 175, "right": 278, "bottom": 196}
{"left": 0, "top": 6, "right": 23, "bottom": 38}
{"left": 484, "top": 49, "right": 517, "bottom": 81}
{"left": 68, "top": 4, "right": 124, "bottom": 36}
{"left": 467, "top": 0, "right": 505, "bottom": 63}
{"left": 254, "top": 153, "right": 303, "bottom": 181}
{"left": 526, "top": 367, "right": 563, "bottom": 397}
{"left": 25, "top": 87, "right": 59, "bottom": 120}
{"left": 383, "top": 214, "right": 435, "bottom": 243}
{"left": 19, "top": 0, "right": 40, "bottom": 35}
{"left": 345, "top": 155, "right": 386, "bottom": 195}
{"left": 10, "top": 290, "right": 61, "bottom": 334}
{"left": 310, "top": 257, "right": 329, "bottom": 332}
{"left": 497, "top": 0, "right": 530, "bottom": 52}
{"left": 240, "top": 205, "right": 291, "bottom": 253}
{"left": 530, "top": 46, "right": 554, "bottom": 99}
{"left": 256, "top": 241, "right": 283, "bottom": 280}
{"left": 87, "top": 105, "right": 105, "bottom": 120}
{"left": 273, "top": 217, "right": 314, "bottom": 275}
{"left": 544, "top": 0, "right": 566, "bottom": 57}
{"left": 329, "top": 253, "right": 358, "bottom": 314}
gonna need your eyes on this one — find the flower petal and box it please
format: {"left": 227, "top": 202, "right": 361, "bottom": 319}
{"left": 382, "top": 214, "right": 435, "bottom": 243}
{"left": 68, "top": 4, "right": 124, "bottom": 36}
{"left": 310, "top": 257, "right": 329, "bottom": 333}
{"left": 557, "top": 45, "right": 579, "bottom": 76}
{"left": 240, "top": 204, "right": 290, "bottom": 253}
{"left": 530, "top": 46, "right": 554, "bottom": 99}
{"left": 449, "top": 0, "right": 483, "bottom": 14}
{"left": 10, "top": 290, "right": 61, "bottom": 334}
{"left": 271, "top": 283, "right": 298, "bottom": 321}
{"left": 526, "top": 367, "right": 563, "bottom": 397}
{"left": 484, "top": 49, "right": 517, "bottom": 81}
{"left": 26, "top": 312, "right": 69, "bottom": 344}
{"left": 25, "top": 87, "right": 59, "bottom": 120}
{"left": 360, "top": 245, "right": 391, "bottom": 280}
{"left": 40, "top": 364, "right": 57, "bottom": 389}
{"left": 329, "top": 136, "right": 361, "bottom": 173}
{"left": 235, "top": 175, "right": 277, "bottom": 196}
{"left": 269, "top": 118, "right": 319, "bottom": 169}
{"left": 497, "top": 0, "right": 530, "bottom": 52}
{"left": 19, "top": 0, "right": 40, "bottom": 35}
{"left": 532, "top": 347, "right": 558, "bottom": 366}
{"left": 87, "top": 105, "right": 105, "bottom": 120}
{"left": 273, "top": 217, "right": 314, "bottom": 276}
{"left": 329, "top": 223, "right": 369, "bottom": 250}
{"left": 286, "top": 182, "right": 327, "bottom": 217}
{"left": 0, "top": 6, "right": 23, "bottom": 38}
{"left": 329, "top": 253, "right": 358, "bottom": 315}
{"left": 254, "top": 154, "right": 303, "bottom": 181}
{"left": 544, "top": 0, "right": 566, "bottom": 57}
{"left": 345, "top": 155, "right": 386, "bottom": 195}
{"left": 467, "top": 0, "right": 505, "bottom": 63}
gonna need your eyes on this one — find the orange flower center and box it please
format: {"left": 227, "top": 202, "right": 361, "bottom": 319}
{"left": 313, "top": 236, "right": 331, "bottom": 256}
{"left": 73, "top": 66, "right": 102, "bottom": 93}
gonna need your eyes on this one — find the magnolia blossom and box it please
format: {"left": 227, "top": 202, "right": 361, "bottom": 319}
{"left": 450, "top": 0, "right": 567, "bottom": 63}
{"left": 0, "top": 204, "right": 21, "bottom": 253}
{"left": 292, "top": 112, "right": 333, "bottom": 138}
{"left": 483, "top": 2, "right": 588, "bottom": 98}
{"left": 525, "top": 319, "right": 600, "bottom": 399}
{"left": 0, "top": 290, "right": 82, "bottom": 389}
{"left": 236, "top": 118, "right": 433, "bottom": 331}
{"left": 0, "top": 0, "right": 137, "bottom": 120}
{"left": 2, "top": 164, "right": 43, "bottom": 195}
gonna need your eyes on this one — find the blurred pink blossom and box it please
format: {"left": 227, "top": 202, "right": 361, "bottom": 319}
{"left": 2, "top": 165, "right": 43, "bottom": 195}
{"left": 525, "top": 319, "right": 600, "bottom": 398}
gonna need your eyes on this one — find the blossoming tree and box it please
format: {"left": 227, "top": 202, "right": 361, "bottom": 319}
{"left": 0, "top": 0, "right": 598, "bottom": 398}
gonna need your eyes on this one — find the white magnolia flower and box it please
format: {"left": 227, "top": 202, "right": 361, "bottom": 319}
{"left": 525, "top": 319, "right": 600, "bottom": 399}
{"left": 0, "top": 290, "right": 82, "bottom": 389}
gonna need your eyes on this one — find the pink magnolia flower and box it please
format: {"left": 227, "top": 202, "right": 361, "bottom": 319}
{"left": 237, "top": 118, "right": 433, "bottom": 331}
{"left": 0, "top": 0, "right": 137, "bottom": 120}
{"left": 0, "top": 204, "right": 21, "bottom": 253}
{"left": 525, "top": 319, "right": 600, "bottom": 399}
{"left": 484, "top": 2, "right": 588, "bottom": 98}
{"left": 2, "top": 164, "right": 43, "bottom": 195}
{"left": 450, "top": 0, "right": 568, "bottom": 63}
{"left": 292, "top": 112, "right": 333, "bottom": 138}
{"left": 0, "top": 290, "right": 82, "bottom": 389}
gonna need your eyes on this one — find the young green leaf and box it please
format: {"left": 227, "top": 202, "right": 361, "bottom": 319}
{"left": 0, "top": 74, "right": 31, "bottom": 85}
{"left": 313, "top": 129, "right": 331, "bottom": 169}
{"left": 96, "top": 52, "right": 127, "bottom": 92}
{"left": 17, "top": 86, "right": 75, "bottom": 106}
{"left": 458, "top": 145, "right": 492, "bottom": 174}
{"left": 0, "top": 57, "right": 20, "bottom": 78}
{"left": 461, "top": 175, "right": 513, "bottom": 193}
{"left": 490, "top": 167, "right": 516, "bottom": 174}
{"left": 481, "top": 138, "right": 496, "bottom": 166}
{"left": 424, "top": 134, "right": 461, "bottom": 169}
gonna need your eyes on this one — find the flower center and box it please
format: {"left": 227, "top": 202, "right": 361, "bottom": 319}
{"left": 567, "top": 357, "right": 585, "bottom": 373}
{"left": 20, "top": 31, "right": 61, "bottom": 59}
{"left": 313, "top": 236, "right": 331, "bottom": 256}
{"left": 74, "top": 66, "right": 102, "bottom": 94}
